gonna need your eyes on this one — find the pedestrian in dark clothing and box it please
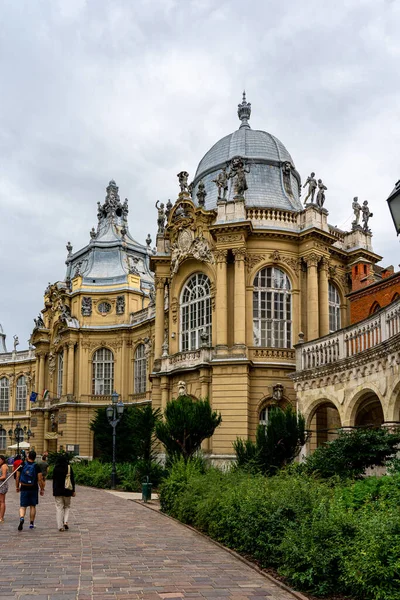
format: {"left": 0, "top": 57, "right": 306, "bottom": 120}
{"left": 16, "top": 450, "right": 45, "bottom": 531}
{"left": 52, "top": 454, "right": 76, "bottom": 532}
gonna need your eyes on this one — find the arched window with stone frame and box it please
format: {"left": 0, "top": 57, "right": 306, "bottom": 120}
{"left": 92, "top": 348, "right": 114, "bottom": 395}
{"left": 57, "top": 351, "right": 64, "bottom": 398}
{"left": 134, "top": 343, "right": 147, "bottom": 394}
{"left": 328, "top": 281, "right": 341, "bottom": 332}
{"left": 253, "top": 266, "right": 292, "bottom": 348}
{"left": 180, "top": 272, "right": 212, "bottom": 352}
{"left": 16, "top": 375, "right": 27, "bottom": 412}
{"left": 0, "top": 377, "right": 9, "bottom": 412}
{"left": 0, "top": 427, "right": 6, "bottom": 450}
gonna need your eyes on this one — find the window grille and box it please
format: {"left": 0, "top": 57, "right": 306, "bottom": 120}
{"left": 181, "top": 273, "right": 212, "bottom": 351}
{"left": 92, "top": 348, "right": 114, "bottom": 395}
{"left": 134, "top": 344, "right": 146, "bottom": 394}
{"left": 253, "top": 267, "right": 292, "bottom": 348}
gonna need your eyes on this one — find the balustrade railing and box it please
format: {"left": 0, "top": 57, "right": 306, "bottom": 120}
{"left": 297, "top": 298, "right": 400, "bottom": 371}
{"left": 246, "top": 208, "right": 297, "bottom": 225}
{"left": 160, "top": 348, "right": 211, "bottom": 372}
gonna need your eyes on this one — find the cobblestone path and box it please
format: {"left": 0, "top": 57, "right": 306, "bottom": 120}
{"left": 1, "top": 485, "right": 300, "bottom": 600}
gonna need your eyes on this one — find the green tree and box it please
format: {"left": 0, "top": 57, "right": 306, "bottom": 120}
{"left": 90, "top": 404, "right": 161, "bottom": 463}
{"left": 305, "top": 426, "right": 400, "bottom": 479}
{"left": 155, "top": 395, "right": 222, "bottom": 462}
{"left": 234, "top": 406, "right": 307, "bottom": 475}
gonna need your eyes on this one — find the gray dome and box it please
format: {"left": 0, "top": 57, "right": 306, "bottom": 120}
{"left": 191, "top": 94, "right": 302, "bottom": 212}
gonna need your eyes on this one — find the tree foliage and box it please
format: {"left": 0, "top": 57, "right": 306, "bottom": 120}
{"left": 155, "top": 395, "right": 222, "bottom": 462}
{"left": 304, "top": 426, "right": 400, "bottom": 479}
{"left": 90, "top": 404, "right": 161, "bottom": 463}
{"left": 234, "top": 406, "right": 307, "bottom": 475}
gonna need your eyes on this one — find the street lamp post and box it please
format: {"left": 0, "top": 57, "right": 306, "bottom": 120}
{"left": 8, "top": 423, "right": 32, "bottom": 455}
{"left": 387, "top": 180, "right": 400, "bottom": 235}
{"left": 106, "top": 391, "right": 124, "bottom": 490}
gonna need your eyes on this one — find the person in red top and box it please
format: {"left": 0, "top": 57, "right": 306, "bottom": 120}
{"left": 12, "top": 455, "right": 23, "bottom": 479}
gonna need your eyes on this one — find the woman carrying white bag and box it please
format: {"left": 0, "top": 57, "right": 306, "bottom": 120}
{"left": 52, "top": 454, "right": 76, "bottom": 532}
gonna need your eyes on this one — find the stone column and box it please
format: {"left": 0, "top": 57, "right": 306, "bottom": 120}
{"left": 62, "top": 344, "right": 68, "bottom": 397}
{"left": 67, "top": 342, "right": 75, "bottom": 396}
{"left": 161, "top": 375, "right": 169, "bottom": 411}
{"left": 232, "top": 247, "right": 247, "bottom": 351}
{"left": 215, "top": 250, "right": 228, "bottom": 351}
{"left": 319, "top": 257, "right": 330, "bottom": 337}
{"left": 305, "top": 253, "right": 320, "bottom": 341}
{"left": 154, "top": 277, "right": 166, "bottom": 362}
{"left": 38, "top": 353, "right": 45, "bottom": 398}
{"left": 43, "top": 411, "right": 49, "bottom": 452}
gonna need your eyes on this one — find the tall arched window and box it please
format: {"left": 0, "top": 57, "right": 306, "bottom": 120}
{"left": 134, "top": 344, "right": 146, "bottom": 394}
{"left": 0, "top": 428, "right": 6, "bottom": 450}
{"left": 16, "top": 375, "right": 27, "bottom": 412}
{"left": 0, "top": 377, "right": 9, "bottom": 412}
{"left": 92, "top": 348, "right": 114, "bottom": 395}
{"left": 328, "top": 282, "right": 341, "bottom": 332}
{"left": 253, "top": 267, "right": 292, "bottom": 348}
{"left": 57, "top": 352, "right": 63, "bottom": 398}
{"left": 181, "top": 273, "right": 212, "bottom": 351}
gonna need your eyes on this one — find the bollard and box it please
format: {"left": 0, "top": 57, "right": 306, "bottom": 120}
{"left": 141, "top": 476, "right": 152, "bottom": 502}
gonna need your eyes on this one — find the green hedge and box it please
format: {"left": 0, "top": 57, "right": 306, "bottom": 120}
{"left": 48, "top": 459, "right": 165, "bottom": 492}
{"left": 159, "top": 460, "right": 400, "bottom": 599}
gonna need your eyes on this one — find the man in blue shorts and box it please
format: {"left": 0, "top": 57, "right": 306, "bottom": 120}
{"left": 15, "top": 450, "right": 45, "bottom": 531}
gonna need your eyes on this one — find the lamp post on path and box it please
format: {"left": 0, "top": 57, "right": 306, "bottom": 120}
{"left": 106, "top": 391, "right": 124, "bottom": 490}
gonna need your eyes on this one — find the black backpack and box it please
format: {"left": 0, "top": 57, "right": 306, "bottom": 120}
{"left": 20, "top": 462, "right": 37, "bottom": 487}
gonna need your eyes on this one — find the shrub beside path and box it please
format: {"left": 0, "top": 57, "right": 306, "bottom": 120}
{"left": 2, "top": 484, "right": 302, "bottom": 600}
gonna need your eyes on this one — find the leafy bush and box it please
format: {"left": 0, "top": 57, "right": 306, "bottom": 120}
{"left": 304, "top": 427, "right": 400, "bottom": 479}
{"left": 70, "top": 459, "right": 165, "bottom": 492}
{"left": 234, "top": 406, "right": 307, "bottom": 475}
{"left": 159, "top": 466, "right": 400, "bottom": 599}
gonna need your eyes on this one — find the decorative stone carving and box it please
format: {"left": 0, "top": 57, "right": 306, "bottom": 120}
{"left": 90, "top": 227, "right": 96, "bottom": 239}
{"left": 319, "top": 256, "right": 330, "bottom": 272}
{"left": 303, "top": 253, "right": 320, "bottom": 268}
{"left": 48, "top": 352, "right": 56, "bottom": 375}
{"left": 128, "top": 256, "right": 139, "bottom": 275}
{"left": 217, "top": 233, "right": 242, "bottom": 243}
{"left": 362, "top": 200, "right": 373, "bottom": 232}
{"left": 146, "top": 233, "right": 152, "bottom": 247}
{"left": 178, "top": 380, "right": 187, "bottom": 396}
{"left": 66, "top": 241, "right": 73, "bottom": 256}
{"left": 283, "top": 256, "right": 301, "bottom": 273}
{"left": 165, "top": 199, "right": 173, "bottom": 220}
{"left": 13, "top": 335, "right": 19, "bottom": 351}
{"left": 316, "top": 179, "right": 327, "bottom": 208}
{"left": 303, "top": 172, "right": 317, "bottom": 204}
{"left": 196, "top": 180, "right": 207, "bottom": 206}
{"left": 269, "top": 250, "right": 281, "bottom": 262}
{"left": 232, "top": 247, "right": 247, "bottom": 261}
{"left": 116, "top": 295, "right": 125, "bottom": 315}
{"left": 74, "top": 262, "right": 82, "bottom": 277}
{"left": 162, "top": 330, "right": 169, "bottom": 357}
{"left": 155, "top": 276, "right": 167, "bottom": 290}
{"left": 282, "top": 162, "right": 293, "bottom": 197}
{"left": 149, "top": 285, "right": 156, "bottom": 306}
{"left": 212, "top": 167, "right": 229, "bottom": 200}
{"left": 272, "top": 383, "right": 284, "bottom": 402}
{"left": 200, "top": 329, "right": 209, "bottom": 347}
{"left": 170, "top": 228, "right": 214, "bottom": 276}
{"left": 155, "top": 201, "right": 166, "bottom": 234}
{"left": 81, "top": 297, "right": 92, "bottom": 317}
{"left": 34, "top": 314, "right": 45, "bottom": 329}
{"left": 144, "top": 336, "right": 152, "bottom": 358}
{"left": 177, "top": 171, "right": 189, "bottom": 193}
{"left": 215, "top": 249, "right": 228, "bottom": 264}
{"left": 329, "top": 265, "right": 337, "bottom": 278}
{"left": 171, "top": 297, "right": 178, "bottom": 323}
{"left": 352, "top": 197, "right": 362, "bottom": 230}
{"left": 245, "top": 254, "right": 264, "bottom": 271}
{"left": 228, "top": 156, "right": 250, "bottom": 197}
{"left": 60, "top": 304, "right": 71, "bottom": 322}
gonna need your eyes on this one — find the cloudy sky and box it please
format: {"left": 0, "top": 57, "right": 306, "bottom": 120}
{"left": 1, "top": 0, "right": 399, "bottom": 350}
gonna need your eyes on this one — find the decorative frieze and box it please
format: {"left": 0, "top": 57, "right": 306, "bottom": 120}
{"left": 81, "top": 297, "right": 92, "bottom": 316}
{"left": 116, "top": 295, "right": 125, "bottom": 315}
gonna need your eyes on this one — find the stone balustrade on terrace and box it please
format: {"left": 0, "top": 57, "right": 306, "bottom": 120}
{"left": 296, "top": 298, "right": 400, "bottom": 371}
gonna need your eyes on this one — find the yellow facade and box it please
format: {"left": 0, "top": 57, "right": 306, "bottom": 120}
{"left": 0, "top": 97, "right": 382, "bottom": 462}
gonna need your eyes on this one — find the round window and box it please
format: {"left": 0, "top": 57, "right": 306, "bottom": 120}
{"left": 98, "top": 301, "right": 112, "bottom": 315}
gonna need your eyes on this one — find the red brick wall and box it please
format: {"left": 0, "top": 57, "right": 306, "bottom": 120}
{"left": 349, "top": 273, "right": 400, "bottom": 324}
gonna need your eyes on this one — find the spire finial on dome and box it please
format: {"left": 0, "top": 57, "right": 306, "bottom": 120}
{"left": 238, "top": 90, "right": 251, "bottom": 128}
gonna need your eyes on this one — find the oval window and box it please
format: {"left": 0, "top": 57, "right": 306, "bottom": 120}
{"left": 98, "top": 301, "right": 112, "bottom": 315}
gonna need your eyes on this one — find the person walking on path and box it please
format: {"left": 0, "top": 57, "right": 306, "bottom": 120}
{"left": 52, "top": 454, "right": 76, "bottom": 532}
{"left": 0, "top": 455, "right": 9, "bottom": 523}
{"left": 15, "top": 450, "right": 45, "bottom": 531}
{"left": 37, "top": 451, "right": 49, "bottom": 481}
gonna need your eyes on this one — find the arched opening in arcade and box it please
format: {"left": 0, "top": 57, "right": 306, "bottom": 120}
{"left": 354, "top": 392, "right": 384, "bottom": 427}
{"left": 308, "top": 401, "right": 341, "bottom": 453}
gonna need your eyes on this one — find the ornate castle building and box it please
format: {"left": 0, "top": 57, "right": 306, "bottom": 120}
{"left": 0, "top": 94, "right": 390, "bottom": 462}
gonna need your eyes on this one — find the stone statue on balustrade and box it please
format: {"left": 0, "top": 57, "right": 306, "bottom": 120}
{"left": 229, "top": 156, "right": 250, "bottom": 197}
{"left": 177, "top": 171, "right": 189, "bottom": 193}
{"left": 316, "top": 179, "right": 327, "bottom": 208}
{"left": 196, "top": 180, "right": 207, "bottom": 206}
{"left": 303, "top": 172, "right": 317, "bottom": 204}
{"left": 212, "top": 167, "right": 229, "bottom": 200}
{"left": 155, "top": 201, "right": 166, "bottom": 234}
{"left": 362, "top": 200, "right": 373, "bottom": 232}
{"left": 352, "top": 197, "right": 362, "bottom": 229}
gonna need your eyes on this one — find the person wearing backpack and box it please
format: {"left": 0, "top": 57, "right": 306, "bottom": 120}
{"left": 15, "top": 450, "right": 45, "bottom": 531}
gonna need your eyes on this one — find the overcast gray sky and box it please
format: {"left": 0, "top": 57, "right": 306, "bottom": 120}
{"left": 1, "top": 0, "right": 399, "bottom": 350}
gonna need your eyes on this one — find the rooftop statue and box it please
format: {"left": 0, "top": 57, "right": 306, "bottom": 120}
{"left": 155, "top": 200, "right": 166, "bottom": 234}
{"left": 212, "top": 167, "right": 229, "bottom": 200}
{"left": 146, "top": 233, "right": 152, "bottom": 247}
{"left": 66, "top": 241, "right": 73, "bottom": 255}
{"left": 34, "top": 314, "right": 45, "bottom": 329}
{"left": 13, "top": 335, "right": 19, "bottom": 351}
{"left": 165, "top": 199, "right": 173, "bottom": 220}
{"left": 177, "top": 171, "right": 189, "bottom": 193}
{"left": 229, "top": 156, "right": 250, "bottom": 197}
{"left": 196, "top": 180, "right": 207, "bottom": 206}
{"left": 90, "top": 227, "right": 96, "bottom": 239}
{"left": 362, "top": 200, "right": 373, "bottom": 232}
{"left": 303, "top": 172, "right": 317, "bottom": 204}
{"left": 316, "top": 179, "right": 327, "bottom": 208}
{"left": 352, "top": 197, "right": 362, "bottom": 229}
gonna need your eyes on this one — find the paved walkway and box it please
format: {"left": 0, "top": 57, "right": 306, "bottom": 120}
{"left": 2, "top": 485, "right": 299, "bottom": 600}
